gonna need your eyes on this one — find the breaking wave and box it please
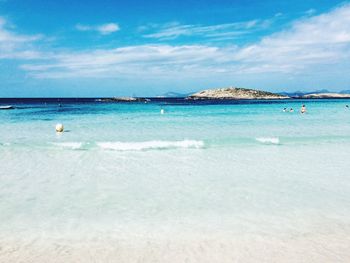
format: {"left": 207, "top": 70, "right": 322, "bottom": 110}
{"left": 255, "top": 137, "right": 280, "bottom": 145}
{"left": 97, "top": 140, "right": 204, "bottom": 151}
{"left": 51, "top": 142, "right": 84, "bottom": 150}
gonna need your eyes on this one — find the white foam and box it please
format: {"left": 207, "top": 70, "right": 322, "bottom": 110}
{"left": 97, "top": 140, "right": 204, "bottom": 151}
{"left": 51, "top": 142, "right": 84, "bottom": 150}
{"left": 255, "top": 137, "right": 280, "bottom": 145}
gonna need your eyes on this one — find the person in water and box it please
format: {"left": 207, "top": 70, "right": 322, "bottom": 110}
{"left": 290, "top": 108, "right": 294, "bottom": 112}
{"left": 283, "top": 107, "right": 287, "bottom": 112}
{"left": 301, "top": 105, "right": 307, "bottom": 114}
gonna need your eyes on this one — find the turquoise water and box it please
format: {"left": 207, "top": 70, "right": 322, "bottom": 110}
{"left": 2, "top": 99, "right": 350, "bottom": 147}
{"left": 1, "top": 99, "right": 350, "bottom": 260}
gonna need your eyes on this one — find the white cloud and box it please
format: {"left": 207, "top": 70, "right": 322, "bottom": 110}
{"left": 0, "top": 2, "right": 345, "bottom": 86}
{"left": 20, "top": 45, "right": 234, "bottom": 78}
{"left": 141, "top": 19, "right": 270, "bottom": 40}
{"left": 232, "top": 3, "right": 350, "bottom": 73}
{"left": 76, "top": 23, "right": 120, "bottom": 35}
{"left": 0, "top": 16, "right": 41, "bottom": 43}
{"left": 20, "top": 4, "right": 350, "bottom": 80}
{"left": 0, "top": 16, "right": 43, "bottom": 59}
{"left": 97, "top": 23, "right": 120, "bottom": 35}
{"left": 304, "top": 9, "right": 317, "bottom": 16}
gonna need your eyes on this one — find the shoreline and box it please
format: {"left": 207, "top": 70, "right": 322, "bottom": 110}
{"left": 1, "top": 229, "right": 350, "bottom": 262}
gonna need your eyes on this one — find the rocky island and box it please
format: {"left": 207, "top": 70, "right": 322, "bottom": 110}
{"left": 97, "top": 97, "right": 148, "bottom": 102}
{"left": 187, "top": 87, "right": 289, "bottom": 100}
{"left": 299, "top": 93, "right": 350, "bottom": 99}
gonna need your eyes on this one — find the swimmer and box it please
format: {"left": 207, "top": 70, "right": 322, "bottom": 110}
{"left": 301, "top": 105, "right": 307, "bottom": 114}
{"left": 283, "top": 107, "right": 287, "bottom": 112}
{"left": 289, "top": 108, "right": 294, "bottom": 112}
{"left": 346, "top": 105, "right": 349, "bottom": 108}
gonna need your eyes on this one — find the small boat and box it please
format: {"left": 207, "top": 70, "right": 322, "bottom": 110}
{"left": 0, "top": 105, "right": 15, "bottom": 110}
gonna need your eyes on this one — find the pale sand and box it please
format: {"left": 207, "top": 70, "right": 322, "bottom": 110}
{"left": 1, "top": 232, "right": 350, "bottom": 263}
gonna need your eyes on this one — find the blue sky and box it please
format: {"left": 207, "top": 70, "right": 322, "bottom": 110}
{"left": 0, "top": 0, "right": 350, "bottom": 97}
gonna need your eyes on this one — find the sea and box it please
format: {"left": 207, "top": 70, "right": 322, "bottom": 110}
{"left": 1, "top": 98, "right": 350, "bottom": 262}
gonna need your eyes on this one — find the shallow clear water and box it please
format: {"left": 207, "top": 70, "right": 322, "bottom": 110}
{"left": 1, "top": 99, "right": 350, "bottom": 261}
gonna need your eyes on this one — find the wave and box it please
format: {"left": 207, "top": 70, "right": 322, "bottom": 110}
{"left": 51, "top": 142, "right": 84, "bottom": 150}
{"left": 255, "top": 137, "right": 280, "bottom": 145}
{"left": 97, "top": 140, "right": 204, "bottom": 151}
{"left": 4, "top": 136, "right": 350, "bottom": 151}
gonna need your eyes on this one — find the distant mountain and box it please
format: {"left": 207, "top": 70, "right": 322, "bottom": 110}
{"left": 307, "top": 89, "right": 331, "bottom": 94}
{"left": 278, "top": 91, "right": 306, "bottom": 97}
{"left": 301, "top": 93, "right": 350, "bottom": 99}
{"left": 340, "top": 90, "right": 350, "bottom": 94}
{"left": 157, "top": 91, "right": 193, "bottom": 98}
{"left": 278, "top": 89, "right": 331, "bottom": 98}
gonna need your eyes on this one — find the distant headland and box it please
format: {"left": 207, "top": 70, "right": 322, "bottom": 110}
{"left": 95, "top": 86, "right": 350, "bottom": 102}
{"left": 298, "top": 93, "right": 350, "bottom": 99}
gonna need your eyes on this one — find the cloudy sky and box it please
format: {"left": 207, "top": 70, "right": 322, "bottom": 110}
{"left": 0, "top": 0, "right": 350, "bottom": 97}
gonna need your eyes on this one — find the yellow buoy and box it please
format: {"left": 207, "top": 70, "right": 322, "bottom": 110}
{"left": 55, "top": 123, "right": 64, "bottom": 133}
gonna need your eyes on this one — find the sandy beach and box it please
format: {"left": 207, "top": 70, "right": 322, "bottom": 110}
{"left": 2, "top": 228, "right": 350, "bottom": 263}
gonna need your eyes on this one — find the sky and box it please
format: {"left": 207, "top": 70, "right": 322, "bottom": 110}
{"left": 0, "top": 0, "right": 350, "bottom": 97}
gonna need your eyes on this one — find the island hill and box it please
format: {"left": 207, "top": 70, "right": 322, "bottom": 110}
{"left": 187, "top": 87, "right": 289, "bottom": 100}
{"left": 98, "top": 87, "right": 350, "bottom": 102}
{"left": 100, "top": 87, "right": 289, "bottom": 102}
